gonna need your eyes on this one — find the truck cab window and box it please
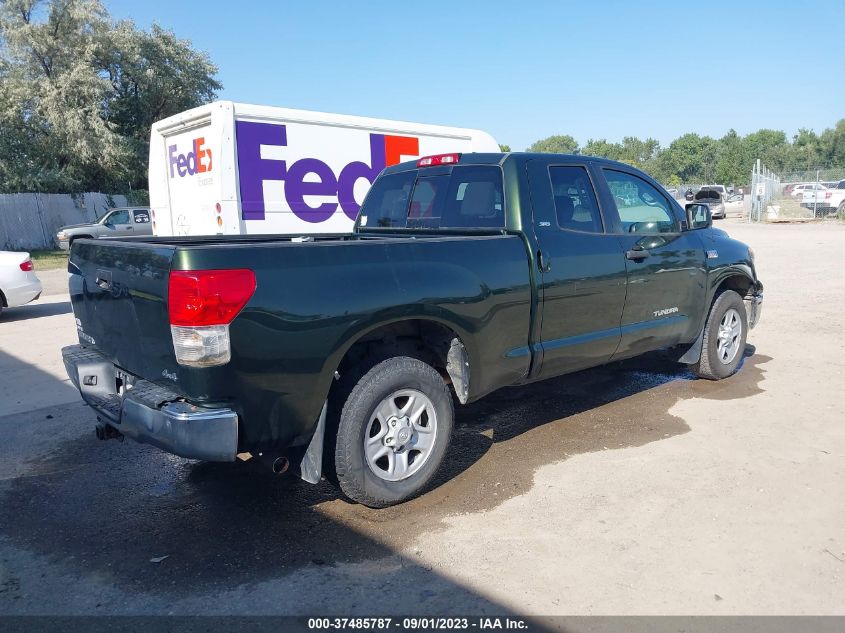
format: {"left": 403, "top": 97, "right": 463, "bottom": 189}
{"left": 360, "top": 166, "right": 504, "bottom": 229}
{"left": 106, "top": 209, "right": 130, "bottom": 225}
{"left": 603, "top": 169, "right": 677, "bottom": 234}
{"left": 358, "top": 171, "right": 416, "bottom": 228}
{"left": 443, "top": 167, "right": 504, "bottom": 228}
{"left": 549, "top": 166, "right": 603, "bottom": 233}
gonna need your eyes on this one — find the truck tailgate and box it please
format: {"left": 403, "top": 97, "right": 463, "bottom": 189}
{"left": 69, "top": 239, "right": 177, "bottom": 383}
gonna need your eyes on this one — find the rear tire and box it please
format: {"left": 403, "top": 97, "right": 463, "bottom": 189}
{"left": 692, "top": 290, "right": 748, "bottom": 380}
{"left": 334, "top": 356, "right": 453, "bottom": 507}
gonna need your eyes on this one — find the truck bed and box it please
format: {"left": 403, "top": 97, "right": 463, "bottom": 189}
{"left": 68, "top": 231, "right": 533, "bottom": 452}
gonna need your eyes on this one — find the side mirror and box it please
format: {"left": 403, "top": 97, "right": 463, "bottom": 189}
{"left": 685, "top": 203, "right": 712, "bottom": 229}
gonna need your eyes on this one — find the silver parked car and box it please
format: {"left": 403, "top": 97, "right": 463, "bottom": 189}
{"left": 56, "top": 207, "right": 152, "bottom": 250}
{"left": 694, "top": 187, "right": 726, "bottom": 219}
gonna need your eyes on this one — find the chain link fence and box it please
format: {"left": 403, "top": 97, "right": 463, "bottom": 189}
{"left": 748, "top": 161, "right": 845, "bottom": 222}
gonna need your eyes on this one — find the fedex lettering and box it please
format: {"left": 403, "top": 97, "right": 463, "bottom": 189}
{"left": 169, "top": 137, "right": 212, "bottom": 178}
{"left": 235, "top": 121, "right": 419, "bottom": 223}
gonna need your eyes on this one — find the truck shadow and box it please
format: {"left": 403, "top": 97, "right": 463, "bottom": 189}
{"left": 0, "top": 347, "right": 770, "bottom": 605}
{"left": 0, "top": 300, "right": 72, "bottom": 322}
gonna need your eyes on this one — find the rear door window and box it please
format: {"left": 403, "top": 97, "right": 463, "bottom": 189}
{"left": 549, "top": 166, "right": 603, "bottom": 232}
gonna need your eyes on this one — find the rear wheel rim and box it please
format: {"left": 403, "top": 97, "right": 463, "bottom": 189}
{"left": 364, "top": 389, "right": 438, "bottom": 482}
{"left": 717, "top": 307, "right": 742, "bottom": 364}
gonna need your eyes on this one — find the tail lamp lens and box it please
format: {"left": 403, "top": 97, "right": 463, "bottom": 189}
{"left": 168, "top": 269, "right": 256, "bottom": 367}
{"left": 20, "top": 259, "right": 34, "bottom": 272}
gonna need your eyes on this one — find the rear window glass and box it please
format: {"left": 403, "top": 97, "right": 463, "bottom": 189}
{"left": 359, "top": 166, "right": 505, "bottom": 229}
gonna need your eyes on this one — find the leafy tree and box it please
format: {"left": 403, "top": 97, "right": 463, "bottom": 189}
{"left": 0, "top": 0, "right": 220, "bottom": 193}
{"left": 714, "top": 129, "right": 747, "bottom": 186}
{"left": 817, "top": 119, "right": 845, "bottom": 167}
{"left": 619, "top": 136, "right": 660, "bottom": 171}
{"left": 582, "top": 139, "right": 622, "bottom": 161}
{"left": 498, "top": 144, "right": 511, "bottom": 152}
{"left": 742, "top": 129, "right": 788, "bottom": 172}
{"left": 527, "top": 134, "right": 579, "bottom": 154}
{"left": 658, "top": 133, "right": 718, "bottom": 183}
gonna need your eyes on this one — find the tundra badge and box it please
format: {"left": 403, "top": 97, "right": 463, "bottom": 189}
{"left": 653, "top": 306, "right": 679, "bottom": 317}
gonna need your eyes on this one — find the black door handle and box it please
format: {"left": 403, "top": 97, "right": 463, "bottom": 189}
{"left": 537, "top": 250, "right": 551, "bottom": 273}
{"left": 625, "top": 249, "right": 650, "bottom": 261}
{"left": 95, "top": 269, "right": 112, "bottom": 290}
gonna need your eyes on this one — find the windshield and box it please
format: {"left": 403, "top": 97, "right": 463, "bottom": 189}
{"left": 359, "top": 166, "right": 505, "bottom": 229}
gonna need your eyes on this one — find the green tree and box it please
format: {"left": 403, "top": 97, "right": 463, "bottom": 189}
{"left": 741, "top": 129, "right": 788, "bottom": 172}
{"left": 498, "top": 144, "right": 511, "bottom": 152}
{"left": 817, "top": 119, "right": 845, "bottom": 167}
{"left": 582, "top": 138, "right": 622, "bottom": 161}
{"left": 658, "top": 133, "right": 718, "bottom": 183}
{"left": 527, "top": 134, "right": 579, "bottom": 154}
{"left": 0, "top": 0, "right": 220, "bottom": 193}
{"left": 619, "top": 136, "right": 660, "bottom": 171}
{"left": 714, "top": 129, "right": 747, "bottom": 186}
{"left": 787, "top": 128, "right": 821, "bottom": 171}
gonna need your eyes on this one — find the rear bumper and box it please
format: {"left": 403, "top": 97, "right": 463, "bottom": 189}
{"left": 3, "top": 276, "right": 43, "bottom": 308}
{"left": 62, "top": 344, "right": 238, "bottom": 461}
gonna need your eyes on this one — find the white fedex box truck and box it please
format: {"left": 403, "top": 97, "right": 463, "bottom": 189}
{"left": 148, "top": 101, "right": 499, "bottom": 236}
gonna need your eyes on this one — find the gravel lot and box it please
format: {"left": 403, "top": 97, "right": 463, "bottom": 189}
{"left": 0, "top": 219, "right": 843, "bottom": 618}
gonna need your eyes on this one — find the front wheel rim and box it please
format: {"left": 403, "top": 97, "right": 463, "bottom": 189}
{"left": 364, "top": 389, "right": 438, "bottom": 482}
{"left": 717, "top": 307, "right": 742, "bottom": 364}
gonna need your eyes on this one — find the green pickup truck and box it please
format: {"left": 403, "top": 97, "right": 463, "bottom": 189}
{"left": 62, "top": 152, "right": 763, "bottom": 507}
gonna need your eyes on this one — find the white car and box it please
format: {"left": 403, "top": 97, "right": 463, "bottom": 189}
{"left": 790, "top": 183, "right": 827, "bottom": 198}
{"left": 0, "top": 251, "right": 43, "bottom": 317}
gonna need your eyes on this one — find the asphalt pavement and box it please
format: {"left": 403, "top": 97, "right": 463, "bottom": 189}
{"left": 0, "top": 220, "right": 843, "bottom": 617}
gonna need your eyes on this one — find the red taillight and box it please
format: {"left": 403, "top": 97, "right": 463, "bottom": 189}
{"left": 417, "top": 153, "right": 461, "bottom": 168}
{"left": 825, "top": 192, "right": 832, "bottom": 199}
{"left": 20, "top": 260, "right": 34, "bottom": 272}
{"left": 168, "top": 269, "right": 256, "bottom": 326}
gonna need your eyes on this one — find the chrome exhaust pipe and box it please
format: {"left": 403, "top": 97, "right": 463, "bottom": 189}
{"left": 271, "top": 456, "right": 289, "bottom": 475}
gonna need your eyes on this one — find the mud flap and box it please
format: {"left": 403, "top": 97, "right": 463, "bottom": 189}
{"left": 677, "top": 330, "right": 704, "bottom": 365}
{"left": 299, "top": 402, "right": 327, "bottom": 484}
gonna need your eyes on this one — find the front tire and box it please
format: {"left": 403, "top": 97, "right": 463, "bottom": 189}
{"left": 692, "top": 290, "right": 748, "bottom": 380}
{"left": 334, "top": 356, "right": 454, "bottom": 507}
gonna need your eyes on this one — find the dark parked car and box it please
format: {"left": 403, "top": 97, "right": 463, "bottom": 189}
{"left": 62, "top": 153, "right": 763, "bottom": 507}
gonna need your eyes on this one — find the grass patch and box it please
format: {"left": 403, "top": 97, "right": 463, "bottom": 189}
{"left": 30, "top": 249, "right": 68, "bottom": 270}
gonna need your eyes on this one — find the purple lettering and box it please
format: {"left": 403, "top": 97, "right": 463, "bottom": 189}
{"left": 176, "top": 154, "right": 188, "bottom": 177}
{"left": 234, "top": 123, "right": 406, "bottom": 224}
{"left": 235, "top": 121, "right": 287, "bottom": 220}
{"left": 337, "top": 134, "right": 386, "bottom": 221}
{"left": 168, "top": 144, "right": 178, "bottom": 178}
{"left": 285, "top": 158, "right": 339, "bottom": 223}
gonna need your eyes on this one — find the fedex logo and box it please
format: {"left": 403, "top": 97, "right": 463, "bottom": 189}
{"left": 169, "top": 137, "right": 212, "bottom": 178}
{"left": 235, "top": 121, "right": 419, "bottom": 223}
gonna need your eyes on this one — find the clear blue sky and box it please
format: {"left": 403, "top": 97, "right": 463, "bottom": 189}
{"left": 106, "top": 0, "right": 843, "bottom": 150}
